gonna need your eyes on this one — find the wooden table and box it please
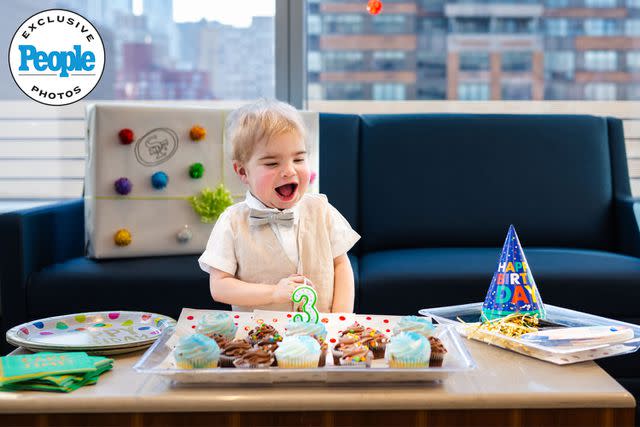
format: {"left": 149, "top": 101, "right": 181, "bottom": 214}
{"left": 0, "top": 339, "right": 635, "bottom": 427}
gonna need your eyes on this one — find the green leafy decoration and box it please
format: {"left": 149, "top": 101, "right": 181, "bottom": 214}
{"left": 189, "top": 184, "right": 234, "bottom": 223}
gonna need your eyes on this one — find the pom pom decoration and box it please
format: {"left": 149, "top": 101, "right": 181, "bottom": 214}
{"left": 151, "top": 171, "right": 168, "bottom": 189}
{"left": 189, "top": 125, "right": 206, "bottom": 141}
{"left": 189, "top": 184, "right": 234, "bottom": 223}
{"left": 118, "top": 128, "right": 134, "bottom": 145}
{"left": 177, "top": 225, "right": 193, "bottom": 243}
{"left": 114, "top": 229, "right": 132, "bottom": 246}
{"left": 481, "top": 225, "right": 546, "bottom": 322}
{"left": 114, "top": 177, "right": 132, "bottom": 195}
{"left": 189, "top": 163, "right": 204, "bottom": 179}
{"left": 367, "top": 0, "right": 382, "bottom": 15}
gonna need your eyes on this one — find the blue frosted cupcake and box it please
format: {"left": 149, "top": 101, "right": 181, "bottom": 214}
{"left": 274, "top": 336, "right": 321, "bottom": 368}
{"left": 196, "top": 312, "right": 238, "bottom": 341}
{"left": 393, "top": 315, "right": 435, "bottom": 338}
{"left": 174, "top": 333, "right": 220, "bottom": 369}
{"left": 285, "top": 320, "right": 328, "bottom": 341}
{"left": 385, "top": 332, "right": 431, "bottom": 368}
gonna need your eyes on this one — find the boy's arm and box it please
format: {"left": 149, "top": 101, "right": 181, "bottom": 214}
{"left": 209, "top": 268, "right": 302, "bottom": 307}
{"left": 331, "top": 254, "right": 355, "bottom": 313}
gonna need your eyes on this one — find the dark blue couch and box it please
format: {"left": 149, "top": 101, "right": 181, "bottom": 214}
{"left": 2, "top": 113, "right": 640, "bottom": 404}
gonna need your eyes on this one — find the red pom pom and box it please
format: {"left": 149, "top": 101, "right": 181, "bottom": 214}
{"left": 367, "top": 0, "right": 382, "bottom": 15}
{"left": 118, "top": 128, "right": 134, "bottom": 145}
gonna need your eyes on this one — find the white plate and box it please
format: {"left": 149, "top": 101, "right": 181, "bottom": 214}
{"left": 6, "top": 311, "right": 176, "bottom": 355}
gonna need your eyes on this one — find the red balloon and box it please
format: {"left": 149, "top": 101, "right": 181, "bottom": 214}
{"left": 367, "top": 0, "right": 382, "bottom": 15}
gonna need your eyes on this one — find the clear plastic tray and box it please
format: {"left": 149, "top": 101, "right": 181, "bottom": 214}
{"left": 420, "top": 303, "right": 640, "bottom": 365}
{"left": 133, "top": 324, "right": 476, "bottom": 384}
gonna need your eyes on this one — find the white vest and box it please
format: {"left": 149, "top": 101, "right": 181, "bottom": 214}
{"left": 227, "top": 194, "right": 335, "bottom": 313}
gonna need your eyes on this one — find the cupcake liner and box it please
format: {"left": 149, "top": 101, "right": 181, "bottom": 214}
{"left": 331, "top": 348, "right": 344, "bottom": 366}
{"left": 232, "top": 358, "right": 274, "bottom": 369}
{"left": 387, "top": 358, "right": 430, "bottom": 369}
{"left": 339, "top": 354, "right": 372, "bottom": 368}
{"left": 318, "top": 348, "right": 327, "bottom": 367}
{"left": 219, "top": 354, "right": 237, "bottom": 368}
{"left": 276, "top": 353, "right": 320, "bottom": 369}
{"left": 368, "top": 343, "right": 387, "bottom": 359}
{"left": 429, "top": 352, "right": 445, "bottom": 368}
{"left": 175, "top": 355, "right": 219, "bottom": 369}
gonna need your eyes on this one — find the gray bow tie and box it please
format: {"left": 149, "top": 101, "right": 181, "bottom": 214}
{"left": 248, "top": 209, "right": 294, "bottom": 227}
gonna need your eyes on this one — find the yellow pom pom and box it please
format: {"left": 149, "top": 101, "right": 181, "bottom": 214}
{"left": 114, "top": 229, "right": 132, "bottom": 246}
{"left": 189, "top": 125, "right": 206, "bottom": 141}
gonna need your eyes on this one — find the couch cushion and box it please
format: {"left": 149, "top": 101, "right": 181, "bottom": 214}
{"left": 27, "top": 256, "right": 228, "bottom": 322}
{"left": 359, "top": 114, "right": 615, "bottom": 253}
{"left": 359, "top": 247, "right": 640, "bottom": 319}
{"left": 27, "top": 253, "right": 362, "bottom": 322}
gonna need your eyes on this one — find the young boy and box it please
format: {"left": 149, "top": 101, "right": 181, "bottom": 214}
{"left": 198, "top": 99, "right": 360, "bottom": 313}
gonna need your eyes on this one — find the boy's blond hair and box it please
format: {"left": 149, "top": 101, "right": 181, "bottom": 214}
{"left": 225, "top": 99, "right": 307, "bottom": 164}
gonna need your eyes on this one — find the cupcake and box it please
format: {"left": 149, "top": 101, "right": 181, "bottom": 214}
{"left": 341, "top": 322, "right": 366, "bottom": 337}
{"left": 196, "top": 312, "right": 238, "bottom": 341}
{"left": 233, "top": 348, "right": 275, "bottom": 368}
{"left": 248, "top": 323, "right": 278, "bottom": 344}
{"left": 274, "top": 336, "right": 321, "bottom": 369}
{"left": 428, "top": 336, "right": 448, "bottom": 367}
{"left": 220, "top": 339, "right": 252, "bottom": 368}
{"left": 393, "top": 315, "right": 435, "bottom": 338}
{"left": 332, "top": 333, "right": 361, "bottom": 365}
{"left": 359, "top": 329, "right": 389, "bottom": 359}
{"left": 386, "top": 332, "right": 431, "bottom": 368}
{"left": 317, "top": 338, "right": 328, "bottom": 367}
{"left": 339, "top": 344, "right": 373, "bottom": 368}
{"left": 254, "top": 333, "right": 283, "bottom": 366}
{"left": 173, "top": 333, "right": 220, "bottom": 369}
{"left": 285, "top": 320, "right": 328, "bottom": 341}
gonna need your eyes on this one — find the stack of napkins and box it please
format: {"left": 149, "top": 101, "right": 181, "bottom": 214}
{"left": 0, "top": 352, "right": 113, "bottom": 392}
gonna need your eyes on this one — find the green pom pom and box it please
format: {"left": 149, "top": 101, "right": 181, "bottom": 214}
{"left": 189, "top": 162, "right": 204, "bottom": 179}
{"left": 189, "top": 184, "right": 234, "bottom": 223}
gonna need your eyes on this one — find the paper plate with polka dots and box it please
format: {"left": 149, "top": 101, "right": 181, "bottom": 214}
{"left": 6, "top": 311, "right": 176, "bottom": 355}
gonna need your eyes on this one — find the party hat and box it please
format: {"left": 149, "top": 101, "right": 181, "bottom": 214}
{"left": 481, "top": 225, "right": 546, "bottom": 321}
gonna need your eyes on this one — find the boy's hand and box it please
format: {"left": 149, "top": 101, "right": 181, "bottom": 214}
{"left": 271, "top": 275, "right": 306, "bottom": 304}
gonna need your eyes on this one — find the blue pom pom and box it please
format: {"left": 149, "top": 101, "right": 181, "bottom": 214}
{"left": 151, "top": 171, "right": 168, "bottom": 189}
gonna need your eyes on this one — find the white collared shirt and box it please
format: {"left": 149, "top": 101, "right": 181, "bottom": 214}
{"left": 198, "top": 192, "right": 360, "bottom": 277}
{"left": 243, "top": 191, "right": 300, "bottom": 267}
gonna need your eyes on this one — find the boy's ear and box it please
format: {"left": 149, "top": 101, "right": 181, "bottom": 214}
{"left": 233, "top": 161, "right": 249, "bottom": 184}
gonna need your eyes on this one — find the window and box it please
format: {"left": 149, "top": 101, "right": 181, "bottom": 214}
{"left": 495, "top": 18, "right": 536, "bottom": 34}
{"left": 371, "top": 15, "right": 410, "bottom": 34}
{"left": 547, "top": 0, "right": 569, "bottom": 7}
{"left": 629, "top": 0, "right": 640, "bottom": 7}
{"left": 372, "top": 84, "right": 406, "bottom": 100}
{"left": 545, "top": 51, "right": 575, "bottom": 79}
{"left": 459, "top": 52, "right": 490, "bottom": 71}
{"left": 584, "top": 51, "right": 618, "bottom": 71}
{"left": 546, "top": 19, "right": 569, "bottom": 36}
{"left": 322, "top": 51, "right": 364, "bottom": 71}
{"left": 502, "top": 52, "right": 532, "bottom": 72}
{"left": 324, "top": 83, "right": 365, "bottom": 99}
{"left": 626, "top": 19, "right": 640, "bottom": 35}
{"left": 372, "top": 51, "right": 407, "bottom": 71}
{"left": 586, "top": 0, "right": 617, "bottom": 6}
{"left": 323, "top": 14, "right": 363, "bottom": 34}
{"left": 584, "top": 19, "right": 620, "bottom": 35}
{"left": 502, "top": 83, "right": 532, "bottom": 100}
{"left": 627, "top": 52, "right": 640, "bottom": 71}
{"left": 585, "top": 83, "right": 617, "bottom": 100}
{"left": 458, "top": 83, "right": 490, "bottom": 100}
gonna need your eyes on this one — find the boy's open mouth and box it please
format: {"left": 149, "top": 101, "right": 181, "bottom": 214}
{"left": 275, "top": 183, "right": 298, "bottom": 201}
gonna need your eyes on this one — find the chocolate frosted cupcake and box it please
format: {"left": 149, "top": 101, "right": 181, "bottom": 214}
{"left": 233, "top": 348, "right": 274, "bottom": 368}
{"left": 220, "top": 339, "right": 252, "bottom": 368}
{"left": 428, "top": 336, "right": 448, "bottom": 367}
{"left": 339, "top": 344, "right": 373, "bottom": 368}
{"left": 254, "top": 333, "right": 283, "bottom": 366}
{"left": 210, "top": 334, "right": 229, "bottom": 349}
{"left": 359, "top": 329, "right": 389, "bottom": 359}
{"left": 341, "top": 322, "right": 365, "bottom": 338}
{"left": 248, "top": 324, "right": 278, "bottom": 345}
{"left": 332, "top": 333, "right": 360, "bottom": 365}
{"left": 317, "top": 338, "right": 328, "bottom": 367}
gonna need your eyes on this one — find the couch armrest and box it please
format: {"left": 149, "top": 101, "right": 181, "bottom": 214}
{"left": 615, "top": 197, "right": 640, "bottom": 258}
{"left": 0, "top": 199, "right": 84, "bottom": 334}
